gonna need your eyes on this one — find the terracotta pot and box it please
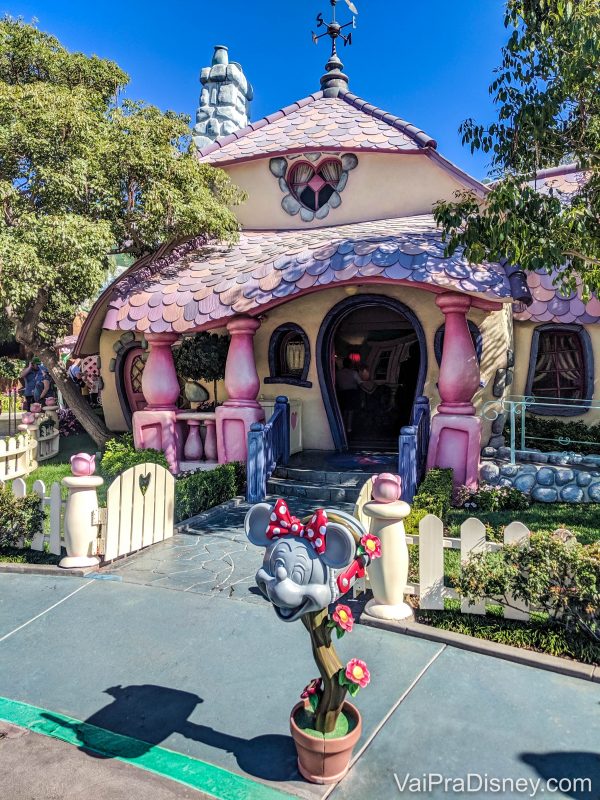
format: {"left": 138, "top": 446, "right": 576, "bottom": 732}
{"left": 289, "top": 701, "right": 362, "bottom": 785}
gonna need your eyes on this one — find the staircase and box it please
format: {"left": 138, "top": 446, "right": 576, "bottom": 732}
{"left": 267, "top": 465, "right": 372, "bottom": 507}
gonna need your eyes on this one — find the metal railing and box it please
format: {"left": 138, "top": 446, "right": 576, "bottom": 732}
{"left": 482, "top": 394, "right": 600, "bottom": 464}
{"left": 398, "top": 395, "right": 431, "bottom": 503}
{"left": 247, "top": 395, "right": 290, "bottom": 503}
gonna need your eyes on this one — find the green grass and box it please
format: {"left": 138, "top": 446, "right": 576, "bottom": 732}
{"left": 0, "top": 546, "right": 60, "bottom": 565}
{"left": 25, "top": 432, "right": 98, "bottom": 496}
{"left": 416, "top": 600, "right": 600, "bottom": 665}
{"left": 446, "top": 503, "right": 600, "bottom": 545}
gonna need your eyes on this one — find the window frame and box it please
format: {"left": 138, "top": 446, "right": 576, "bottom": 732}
{"left": 287, "top": 158, "right": 342, "bottom": 213}
{"left": 264, "top": 323, "right": 312, "bottom": 388}
{"left": 525, "top": 323, "right": 594, "bottom": 416}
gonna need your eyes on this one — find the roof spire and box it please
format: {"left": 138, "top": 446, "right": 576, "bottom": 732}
{"left": 312, "top": 0, "right": 357, "bottom": 97}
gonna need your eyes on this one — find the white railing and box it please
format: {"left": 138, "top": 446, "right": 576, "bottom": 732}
{"left": 406, "top": 514, "right": 530, "bottom": 620}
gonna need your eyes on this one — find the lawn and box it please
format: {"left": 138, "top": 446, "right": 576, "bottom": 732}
{"left": 446, "top": 503, "right": 600, "bottom": 545}
{"left": 25, "top": 431, "right": 98, "bottom": 494}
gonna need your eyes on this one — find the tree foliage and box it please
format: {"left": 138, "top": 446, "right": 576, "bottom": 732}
{"left": 0, "top": 18, "right": 244, "bottom": 445}
{"left": 434, "top": 0, "right": 600, "bottom": 296}
{"left": 173, "top": 332, "right": 230, "bottom": 405}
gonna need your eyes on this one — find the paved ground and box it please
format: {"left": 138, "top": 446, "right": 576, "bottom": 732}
{"left": 1, "top": 503, "right": 599, "bottom": 799}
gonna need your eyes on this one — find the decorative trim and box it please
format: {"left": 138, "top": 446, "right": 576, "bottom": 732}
{"left": 434, "top": 321, "right": 483, "bottom": 366}
{"left": 270, "top": 153, "right": 358, "bottom": 222}
{"left": 265, "top": 323, "right": 312, "bottom": 388}
{"left": 525, "top": 323, "right": 594, "bottom": 416}
{"left": 316, "top": 294, "right": 428, "bottom": 451}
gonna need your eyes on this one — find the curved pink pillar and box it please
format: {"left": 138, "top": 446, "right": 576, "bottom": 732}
{"left": 427, "top": 292, "right": 481, "bottom": 489}
{"left": 142, "top": 333, "right": 180, "bottom": 410}
{"left": 223, "top": 316, "right": 262, "bottom": 408}
{"left": 216, "top": 315, "right": 265, "bottom": 463}
{"left": 436, "top": 293, "right": 479, "bottom": 415}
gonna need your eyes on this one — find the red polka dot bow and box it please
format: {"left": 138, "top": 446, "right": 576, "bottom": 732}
{"left": 266, "top": 498, "right": 328, "bottom": 555}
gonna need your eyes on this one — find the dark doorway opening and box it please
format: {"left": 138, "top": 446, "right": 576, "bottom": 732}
{"left": 317, "top": 295, "right": 426, "bottom": 452}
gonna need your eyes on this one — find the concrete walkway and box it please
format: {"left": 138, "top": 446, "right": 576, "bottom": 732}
{"left": 1, "top": 514, "right": 599, "bottom": 799}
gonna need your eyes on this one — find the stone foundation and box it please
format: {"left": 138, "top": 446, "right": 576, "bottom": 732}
{"left": 480, "top": 459, "right": 600, "bottom": 503}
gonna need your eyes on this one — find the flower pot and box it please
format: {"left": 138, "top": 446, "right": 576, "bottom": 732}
{"left": 21, "top": 412, "right": 35, "bottom": 425}
{"left": 372, "top": 473, "right": 402, "bottom": 503}
{"left": 45, "top": 396, "right": 56, "bottom": 407}
{"left": 30, "top": 403, "right": 42, "bottom": 414}
{"left": 289, "top": 701, "right": 362, "bottom": 785}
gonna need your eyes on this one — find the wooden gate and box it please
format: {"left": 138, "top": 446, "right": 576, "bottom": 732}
{"left": 102, "top": 462, "right": 175, "bottom": 561}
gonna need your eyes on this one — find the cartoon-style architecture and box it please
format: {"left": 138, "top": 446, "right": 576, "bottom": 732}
{"left": 74, "top": 8, "right": 598, "bottom": 488}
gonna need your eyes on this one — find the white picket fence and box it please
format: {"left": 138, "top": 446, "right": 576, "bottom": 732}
{"left": 7, "top": 476, "right": 64, "bottom": 555}
{"left": 2, "top": 462, "right": 175, "bottom": 563}
{"left": 407, "top": 514, "right": 530, "bottom": 620}
{"left": 0, "top": 434, "right": 37, "bottom": 482}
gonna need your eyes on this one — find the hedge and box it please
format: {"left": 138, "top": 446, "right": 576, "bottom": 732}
{"left": 175, "top": 462, "right": 246, "bottom": 522}
{"left": 405, "top": 467, "right": 454, "bottom": 535}
{"left": 506, "top": 415, "right": 600, "bottom": 456}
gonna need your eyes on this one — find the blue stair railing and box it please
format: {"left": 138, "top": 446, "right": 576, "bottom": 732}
{"left": 398, "top": 395, "right": 431, "bottom": 502}
{"left": 247, "top": 395, "right": 291, "bottom": 503}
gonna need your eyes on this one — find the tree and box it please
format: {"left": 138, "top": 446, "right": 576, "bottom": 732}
{"left": 434, "top": 0, "right": 600, "bottom": 297}
{"left": 173, "top": 332, "right": 230, "bottom": 407}
{"left": 0, "top": 18, "right": 244, "bottom": 447}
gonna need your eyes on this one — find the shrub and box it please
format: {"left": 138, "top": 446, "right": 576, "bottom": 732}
{"left": 175, "top": 462, "right": 246, "bottom": 522}
{"left": 100, "top": 433, "right": 169, "bottom": 481}
{"left": 0, "top": 483, "right": 44, "bottom": 547}
{"left": 405, "top": 468, "right": 453, "bottom": 535}
{"left": 458, "top": 531, "right": 600, "bottom": 643}
{"left": 58, "top": 408, "right": 84, "bottom": 437}
{"left": 173, "top": 332, "right": 229, "bottom": 406}
{"left": 455, "top": 483, "right": 530, "bottom": 513}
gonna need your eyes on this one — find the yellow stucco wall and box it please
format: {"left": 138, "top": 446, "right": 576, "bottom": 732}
{"left": 513, "top": 321, "right": 600, "bottom": 424}
{"left": 99, "top": 286, "right": 512, "bottom": 449}
{"left": 226, "top": 153, "right": 474, "bottom": 230}
{"left": 253, "top": 285, "right": 512, "bottom": 450}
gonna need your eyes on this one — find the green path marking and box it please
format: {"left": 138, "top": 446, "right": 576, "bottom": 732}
{"left": 0, "top": 697, "right": 294, "bottom": 800}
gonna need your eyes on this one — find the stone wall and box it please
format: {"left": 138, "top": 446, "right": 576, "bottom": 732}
{"left": 480, "top": 459, "right": 600, "bottom": 503}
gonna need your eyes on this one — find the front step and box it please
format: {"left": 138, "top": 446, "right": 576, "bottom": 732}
{"left": 268, "top": 467, "right": 372, "bottom": 505}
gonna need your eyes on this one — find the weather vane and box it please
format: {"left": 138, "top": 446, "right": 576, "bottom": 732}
{"left": 312, "top": 0, "right": 358, "bottom": 56}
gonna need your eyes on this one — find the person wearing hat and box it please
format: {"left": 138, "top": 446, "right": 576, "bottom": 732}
{"left": 20, "top": 357, "right": 42, "bottom": 411}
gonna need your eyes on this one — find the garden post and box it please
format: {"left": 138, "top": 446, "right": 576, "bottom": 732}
{"left": 59, "top": 454, "right": 103, "bottom": 569}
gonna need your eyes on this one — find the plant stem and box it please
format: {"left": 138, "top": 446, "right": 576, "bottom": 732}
{"left": 302, "top": 609, "right": 347, "bottom": 734}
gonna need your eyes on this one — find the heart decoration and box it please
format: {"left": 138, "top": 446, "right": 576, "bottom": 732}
{"left": 139, "top": 472, "right": 151, "bottom": 496}
{"left": 291, "top": 411, "right": 298, "bottom": 431}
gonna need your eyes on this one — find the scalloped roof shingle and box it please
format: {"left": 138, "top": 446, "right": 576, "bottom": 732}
{"left": 197, "top": 90, "right": 436, "bottom": 166}
{"left": 102, "top": 215, "right": 515, "bottom": 336}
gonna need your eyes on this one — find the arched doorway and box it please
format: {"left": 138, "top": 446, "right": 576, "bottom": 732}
{"left": 317, "top": 295, "right": 427, "bottom": 451}
{"left": 117, "top": 345, "right": 147, "bottom": 427}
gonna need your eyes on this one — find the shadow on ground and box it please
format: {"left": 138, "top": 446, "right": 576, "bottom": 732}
{"left": 520, "top": 751, "right": 600, "bottom": 799}
{"left": 42, "top": 683, "right": 298, "bottom": 782}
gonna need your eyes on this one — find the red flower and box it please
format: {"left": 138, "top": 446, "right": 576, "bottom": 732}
{"left": 345, "top": 658, "right": 370, "bottom": 688}
{"left": 332, "top": 604, "right": 354, "bottom": 632}
{"left": 301, "top": 678, "right": 322, "bottom": 699}
{"left": 361, "top": 533, "right": 382, "bottom": 559}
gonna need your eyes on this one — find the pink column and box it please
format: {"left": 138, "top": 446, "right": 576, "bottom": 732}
{"left": 216, "top": 316, "right": 265, "bottom": 463}
{"left": 142, "top": 333, "right": 180, "bottom": 409}
{"left": 426, "top": 292, "right": 481, "bottom": 489}
{"left": 133, "top": 333, "right": 182, "bottom": 474}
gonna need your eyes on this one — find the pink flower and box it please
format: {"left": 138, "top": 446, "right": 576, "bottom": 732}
{"left": 361, "top": 533, "right": 382, "bottom": 559}
{"left": 345, "top": 658, "right": 370, "bottom": 689}
{"left": 301, "top": 678, "right": 322, "bottom": 699}
{"left": 332, "top": 604, "right": 354, "bottom": 632}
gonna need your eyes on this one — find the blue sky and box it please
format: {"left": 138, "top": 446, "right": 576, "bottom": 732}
{"left": 4, "top": 0, "right": 507, "bottom": 179}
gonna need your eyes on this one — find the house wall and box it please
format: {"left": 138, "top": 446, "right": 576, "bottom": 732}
{"left": 512, "top": 320, "right": 600, "bottom": 424}
{"left": 225, "top": 152, "right": 472, "bottom": 230}
{"left": 99, "top": 285, "right": 512, "bottom": 450}
{"left": 252, "top": 285, "right": 512, "bottom": 451}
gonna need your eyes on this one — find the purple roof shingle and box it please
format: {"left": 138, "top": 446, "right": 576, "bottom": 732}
{"left": 197, "top": 90, "right": 436, "bottom": 166}
{"left": 103, "top": 215, "right": 514, "bottom": 336}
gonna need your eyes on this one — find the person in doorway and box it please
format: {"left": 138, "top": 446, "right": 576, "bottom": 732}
{"left": 20, "top": 358, "right": 43, "bottom": 411}
{"left": 336, "top": 357, "right": 362, "bottom": 435}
